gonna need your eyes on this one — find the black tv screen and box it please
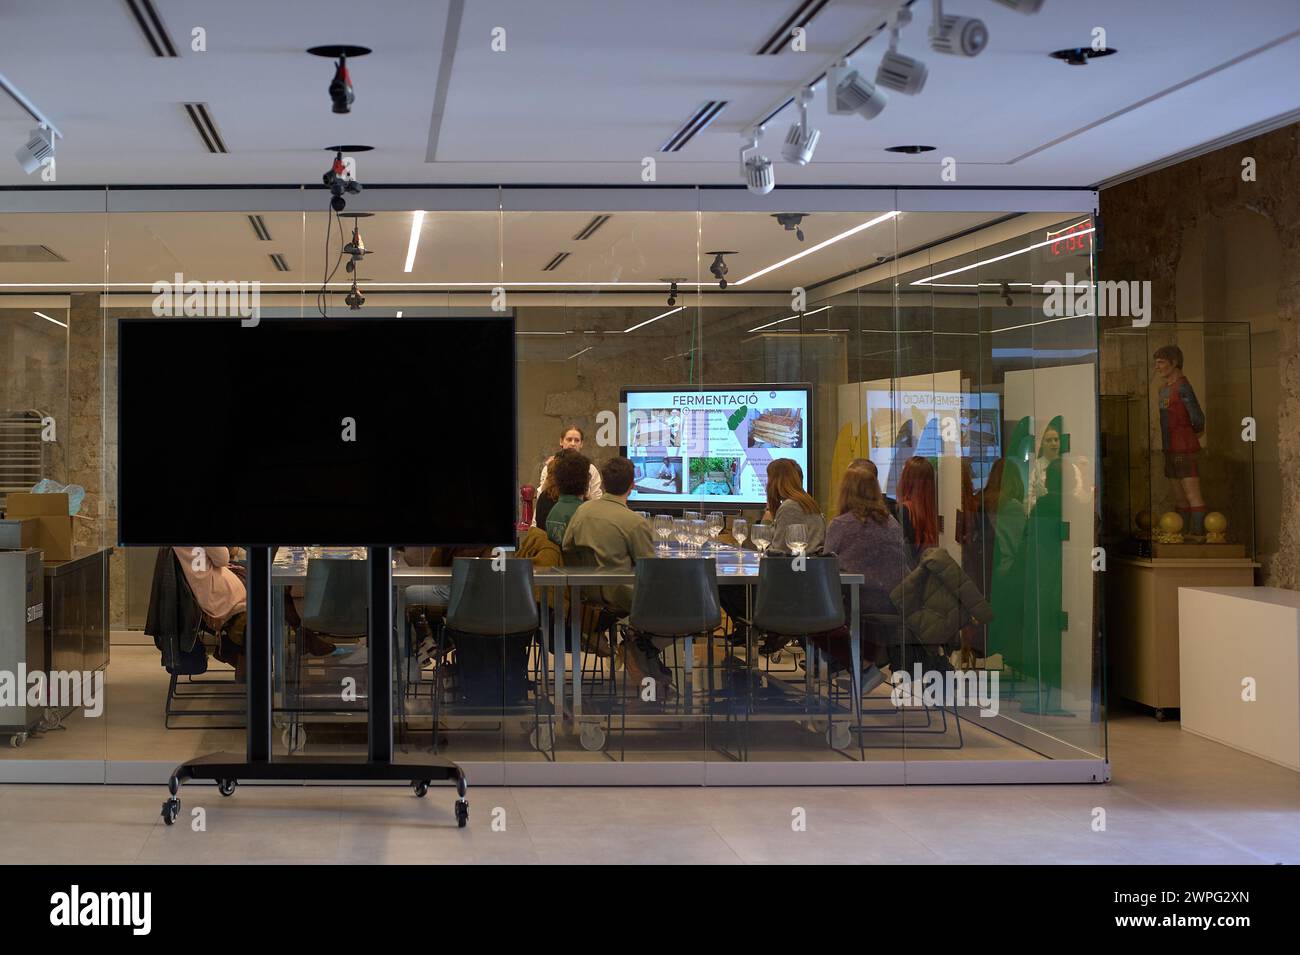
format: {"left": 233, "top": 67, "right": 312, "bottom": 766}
{"left": 117, "top": 317, "right": 516, "bottom": 546}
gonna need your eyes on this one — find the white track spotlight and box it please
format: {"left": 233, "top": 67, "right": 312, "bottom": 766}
{"left": 876, "top": 8, "right": 928, "bottom": 95}
{"left": 929, "top": 0, "right": 988, "bottom": 57}
{"left": 15, "top": 126, "right": 54, "bottom": 175}
{"left": 827, "top": 60, "right": 888, "bottom": 118}
{"left": 991, "top": 0, "right": 1045, "bottom": 12}
{"left": 740, "top": 129, "right": 775, "bottom": 195}
{"left": 781, "top": 88, "right": 821, "bottom": 165}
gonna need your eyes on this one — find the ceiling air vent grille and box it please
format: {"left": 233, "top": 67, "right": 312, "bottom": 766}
{"left": 248, "top": 215, "right": 272, "bottom": 241}
{"left": 660, "top": 101, "right": 727, "bottom": 152}
{"left": 124, "top": 0, "right": 179, "bottom": 57}
{"left": 542, "top": 252, "right": 570, "bottom": 272}
{"left": 573, "top": 215, "right": 611, "bottom": 241}
{"left": 183, "top": 103, "right": 228, "bottom": 154}
{"left": 269, "top": 253, "right": 290, "bottom": 272}
{"left": 755, "top": 0, "right": 832, "bottom": 54}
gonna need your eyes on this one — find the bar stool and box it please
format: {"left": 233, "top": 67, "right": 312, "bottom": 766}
{"left": 619, "top": 558, "right": 721, "bottom": 759}
{"left": 751, "top": 556, "right": 847, "bottom": 749}
{"left": 441, "top": 557, "right": 554, "bottom": 757}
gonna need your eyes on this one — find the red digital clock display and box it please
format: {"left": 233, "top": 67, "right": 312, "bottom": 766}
{"left": 1048, "top": 220, "right": 1093, "bottom": 256}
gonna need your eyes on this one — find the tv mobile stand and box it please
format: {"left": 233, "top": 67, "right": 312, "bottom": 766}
{"left": 160, "top": 546, "right": 469, "bottom": 827}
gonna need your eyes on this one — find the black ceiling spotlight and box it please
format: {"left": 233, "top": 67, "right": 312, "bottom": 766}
{"left": 307, "top": 45, "right": 372, "bottom": 113}
{"left": 345, "top": 278, "right": 367, "bottom": 310}
{"left": 1000, "top": 281, "right": 1013, "bottom": 306}
{"left": 885, "top": 144, "right": 936, "bottom": 154}
{"left": 662, "top": 277, "right": 685, "bottom": 307}
{"left": 322, "top": 144, "right": 372, "bottom": 211}
{"left": 772, "top": 213, "right": 808, "bottom": 242}
{"left": 339, "top": 211, "right": 374, "bottom": 273}
{"left": 1049, "top": 46, "right": 1117, "bottom": 66}
{"left": 706, "top": 251, "right": 736, "bottom": 289}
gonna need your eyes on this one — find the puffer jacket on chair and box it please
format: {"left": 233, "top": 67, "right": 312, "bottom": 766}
{"left": 890, "top": 546, "right": 993, "bottom": 649}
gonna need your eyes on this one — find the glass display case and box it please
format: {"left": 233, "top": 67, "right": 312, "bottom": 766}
{"left": 1101, "top": 322, "right": 1255, "bottom": 560}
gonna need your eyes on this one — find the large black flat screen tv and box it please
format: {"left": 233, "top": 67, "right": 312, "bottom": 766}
{"left": 118, "top": 317, "right": 516, "bottom": 546}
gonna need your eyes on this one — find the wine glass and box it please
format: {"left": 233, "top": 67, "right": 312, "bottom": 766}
{"left": 731, "top": 518, "right": 749, "bottom": 568}
{"left": 707, "top": 511, "right": 724, "bottom": 551}
{"left": 690, "top": 519, "right": 708, "bottom": 555}
{"left": 635, "top": 511, "right": 650, "bottom": 522}
{"left": 672, "top": 518, "right": 689, "bottom": 552}
{"left": 683, "top": 510, "right": 701, "bottom": 524}
{"left": 751, "top": 523, "right": 772, "bottom": 556}
{"left": 654, "top": 514, "right": 672, "bottom": 552}
{"left": 786, "top": 524, "right": 808, "bottom": 557}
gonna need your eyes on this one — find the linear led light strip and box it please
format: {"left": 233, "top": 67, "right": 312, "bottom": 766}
{"left": 922, "top": 282, "right": 1092, "bottom": 290}
{"left": 623, "top": 305, "right": 684, "bottom": 333}
{"left": 748, "top": 304, "right": 830, "bottom": 332}
{"left": 403, "top": 211, "right": 425, "bottom": 273}
{"left": 566, "top": 345, "right": 593, "bottom": 360}
{"left": 910, "top": 227, "right": 1096, "bottom": 286}
{"left": 732, "top": 211, "right": 899, "bottom": 287}
{"left": 34, "top": 310, "right": 67, "bottom": 328}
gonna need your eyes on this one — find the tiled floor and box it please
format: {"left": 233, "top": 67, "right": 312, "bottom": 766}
{"left": 0, "top": 702, "right": 1296, "bottom": 864}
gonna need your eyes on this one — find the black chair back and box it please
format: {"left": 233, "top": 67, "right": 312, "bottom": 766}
{"left": 753, "top": 556, "right": 844, "bottom": 635}
{"left": 629, "top": 558, "right": 721, "bottom": 636}
{"left": 447, "top": 557, "right": 538, "bottom": 636}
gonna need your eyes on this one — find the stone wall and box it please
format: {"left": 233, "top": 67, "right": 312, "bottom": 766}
{"left": 1099, "top": 122, "right": 1300, "bottom": 586}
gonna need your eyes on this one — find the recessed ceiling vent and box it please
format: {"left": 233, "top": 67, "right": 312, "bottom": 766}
{"left": 269, "top": 253, "right": 290, "bottom": 272}
{"left": 183, "top": 103, "right": 227, "bottom": 153}
{"left": 754, "top": 0, "right": 832, "bottom": 54}
{"left": 0, "top": 245, "right": 66, "bottom": 263}
{"left": 572, "top": 215, "right": 611, "bottom": 240}
{"left": 660, "top": 101, "right": 727, "bottom": 152}
{"left": 542, "top": 252, "right": 570, "bottom": 272}
{"left": 248, "top": 215, "right": 272, "bottom": 241}
{"left": 124, "top": 0, "right": 179, "bottom": 57}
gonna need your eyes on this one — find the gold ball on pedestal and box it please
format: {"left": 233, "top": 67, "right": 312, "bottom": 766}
{"left": 1155, "top": 510, "right": 1184, "bottom": 544}
{"left": 1204, "top": 511, "right": 1228, "bottom": 544}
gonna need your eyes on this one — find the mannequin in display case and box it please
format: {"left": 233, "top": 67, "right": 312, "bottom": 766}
{"left": 1153, "top": 344, "right": 1207, "bottom": 540}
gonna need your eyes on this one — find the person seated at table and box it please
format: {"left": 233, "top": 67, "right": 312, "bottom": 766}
{"left": 174, "top": 546, "right": 249, "bottom": 677}
{"left": 545, "top": 448, "right": 593, "bottom": 547}
{"left": 561, "top": 457, "right": 658, "bottom": 678}
{"left": 847, "top": 457, "right": 898, "bottom": 517}
{"left": 896, "top": 455, "right": 939, "bottom": 568}
{"left": 719, "top": 458, "right": 826, "bottom": 653}
{"left": 822, "top": 467, "right": 906, "bottom": 690}
{"left": 533, "top": 424, "right": 602, "bottom": 525}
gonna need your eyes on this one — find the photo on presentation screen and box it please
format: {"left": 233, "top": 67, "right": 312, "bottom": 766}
{"left": 622, "top": 385, "right": 812, "bottom": 505}
{"left": 863, "top": 388, "right": 1002, "bottom": 496}
{"left": 628, "top": 408, "right": 681, "bottom": 448}
{"left": 631, "top": 455, "right": 683, "bottom": 495}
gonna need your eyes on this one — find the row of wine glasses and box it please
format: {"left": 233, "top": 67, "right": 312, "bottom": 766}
{"left": 649, "top": 512, "right": 779, "bottom": 556}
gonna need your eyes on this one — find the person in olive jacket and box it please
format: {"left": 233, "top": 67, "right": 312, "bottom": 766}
{"left": 890, "top": 546, "right": 993, "bottom": 666}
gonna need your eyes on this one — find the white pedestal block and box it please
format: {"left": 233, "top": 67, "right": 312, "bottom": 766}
{"left": 1179, "top": 587, "right": 1300, "bottom": 771}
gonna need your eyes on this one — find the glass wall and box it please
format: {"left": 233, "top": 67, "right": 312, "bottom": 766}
{"left": 0, "top": 187, "right": 1105, "bottom": 784}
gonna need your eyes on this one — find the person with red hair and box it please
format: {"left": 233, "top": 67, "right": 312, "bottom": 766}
{"left": 896, "top": 456, "right": 938, "bottom": 567}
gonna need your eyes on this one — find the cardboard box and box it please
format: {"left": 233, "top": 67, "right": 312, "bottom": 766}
{"left": 4, "top": 493, "right": 72, "bottom": 562}
{"left": 0, "top": 518, "right": 38, "bottom": 550}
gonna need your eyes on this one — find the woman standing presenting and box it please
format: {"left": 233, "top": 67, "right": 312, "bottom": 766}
{"left": 533, "top": 424, "right": 602, "bottom": 525}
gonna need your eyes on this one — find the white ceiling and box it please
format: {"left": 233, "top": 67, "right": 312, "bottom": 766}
{"left": 0, "top": 0, "right": 1297, "bottom": 188}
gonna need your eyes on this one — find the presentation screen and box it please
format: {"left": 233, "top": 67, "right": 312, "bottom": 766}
{"left": 621, "top": 385, "right": 812, "bottom": 506}
{"left": 864, "top": 387, "right": 1002, "bottom": 495}
{"left": 118, "top": 317, "right": 517, "bottom": 546}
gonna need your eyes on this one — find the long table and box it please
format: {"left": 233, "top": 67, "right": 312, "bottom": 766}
{"left": 272, "top": 550, "right": 866, "bottom": 739}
